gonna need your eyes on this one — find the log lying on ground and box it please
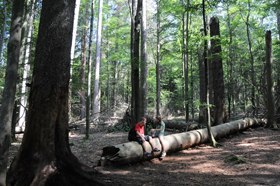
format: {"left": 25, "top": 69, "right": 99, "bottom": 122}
{"left": 100, "top": 118, "right": 265, "bottom": 166}
{"left": 146, "top": 116, "right": 203, "bottom": 131}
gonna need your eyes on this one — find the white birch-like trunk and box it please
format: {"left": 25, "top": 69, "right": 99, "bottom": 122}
{"left": 156, "top": 0, "right": 160, "bottom": 116}
{"left": 69, "top": 0, "right": 81, "bottom": 122}
{"left": 93, "top": 0, "right": 103, "bottom": 119}
{"left": 140, "top": 0, "right": 147, "bottom": 118}
{"left": 18, "top": 0, "right": 35, "bottom": 132}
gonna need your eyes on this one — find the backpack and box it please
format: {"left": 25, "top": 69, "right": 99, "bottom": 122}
{"left": 128, "top": 126, "right": 137, "bottom": 141}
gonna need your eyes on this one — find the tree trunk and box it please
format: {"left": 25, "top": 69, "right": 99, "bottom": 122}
{"left": 130, "top": 0, "right": 137, "bottom": 127}
{"left": 18, "top": 0, "right": 36, "bottom": 132}
{"left": 140, "top": 0, "right": 147, "bottom": 118}
{"left": 265, "top": 31, "right": 277, "bottom": 128}
{"left": 0, "top": 0, "right": 7, "bottom": 61}
{"left": 93, "top": 0, "right": 103, "bottom": 119}
{"left": 80, "top": 7, "right": 89, "bottom": 120}
{"left": 246, "top": 0, "right": 256, "bottom": 116}
{"left": 86, "top": 0, "right": 95, "bottom": 138}
{"left": 133, "top": 0, "right": 142, "bottom": 122}
{"left": 6, "top": 1, "right": 105, "bottom": 185}
{"left": 69, "top": 0, "right": 81, "bottom": 123}
{"left": 156, "top": 0, "right": 161, "bottom": 116}
{"left": 210, "top": 17, "right": 227, "bottom": 125}
{"left": 0, "top": 0, "right": 24, "bottom": 185}
{"left": 100, "top": 118, "right": 265, "bottom": 166}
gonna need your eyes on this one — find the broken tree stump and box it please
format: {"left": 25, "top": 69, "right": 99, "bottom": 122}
{"left": 100, "top": 118, "right": 265, "bottom": 166}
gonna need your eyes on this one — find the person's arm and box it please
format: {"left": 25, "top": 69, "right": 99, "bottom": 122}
{"left": 136, "top": 131, "right": 145, "bottom": 141}
{"left": 151, "top": 126, "right": 163, "bottom": 132}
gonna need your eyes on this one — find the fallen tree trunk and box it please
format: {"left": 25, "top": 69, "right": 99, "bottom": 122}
{"left": 100, "top": 118, "right": 265, "bottom": 166}
{"left": 146, "top": 116, "right": 203, "bottom": 131}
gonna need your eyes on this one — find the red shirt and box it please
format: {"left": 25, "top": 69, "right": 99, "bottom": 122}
{"left": 135, "top": 122, "right": 144, "bottom": 137}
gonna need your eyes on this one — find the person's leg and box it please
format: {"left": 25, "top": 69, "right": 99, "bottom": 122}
{"left": 137, "top": 136, "right": 152, "bottom": 157}
{"left": 147, "top": 136, "right": 160, "bottom": 152}
{"left": 158, "top": 135, "right": 166, "bottom": 152}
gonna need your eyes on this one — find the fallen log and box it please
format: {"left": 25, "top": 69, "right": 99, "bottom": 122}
{"left": 100, "top": 118, "right": 265, "bottom": 166}
{"left": 146, "top": 116, "right": 204, "bottom": 131}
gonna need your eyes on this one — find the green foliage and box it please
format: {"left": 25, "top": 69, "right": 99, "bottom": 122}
{"left": 225, "top": 154, "right": 248, "bottom": 164}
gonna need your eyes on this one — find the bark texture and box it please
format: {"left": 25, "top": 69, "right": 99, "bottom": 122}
{"left": 100, "top": 118, "right": 264, "bottom": 166}
{"left": 210, "top": 17, "right": 227, "bottom": 125}
{"left": 6, "top": 1, "right": 105, "bottom": 185}
{"left": 0, "top": 0, "right": 24, "bottom": 185}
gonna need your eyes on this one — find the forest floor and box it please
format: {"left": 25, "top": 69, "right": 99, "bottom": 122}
{"left": 9, "top": 120, "right": 280, "bottom": 186}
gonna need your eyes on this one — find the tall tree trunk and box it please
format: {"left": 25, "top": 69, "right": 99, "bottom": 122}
{"left": 276, "top": 10, "right": 280, "bottom": 110}
{"left": 203, "top": 0, "right": 217, "bottom": 146}
{"left": 93, "top": 0, "right": 104, "bottom": 119}
{"left": 198, "top": 28, "right": 206, "bottom": 124}
{"left": 156, "top": 0, "right": 161, "bottom": 116}
{"left": 130, "top": 0, "right": 137, "bottom": 126}
{"left": 140, "top": 0, "right": 147, "bottom": 118}
{"left": 86, "top": 0, "right": 95, "bottom": 138}
{"left": 183, "top": 0, "right": 190, "bottom": 123}
{"left": 69, "top": 0, "right": 81, "bottom": 123}
{"left": 226, "top": 2, "right": 233, "bottom": 120}
{"left": 0, "top": 0, "right": 24, "bottom": 184}
{"left": 265, "top": 31, "right": 277, "bottom": 129}
{"left": 133, "top": 0, "right": 142, "bottom": 122}
{"left": 18, "top": 0, "right": 36, "bottom": 132}
{"left": 210, "top": 17, "right": 227, "bottom": 126}
{"left": 6, "top": 0, "right": 105, "bottom": 185}
{"left": 0, "top": 0, "right": 7, "bottom": 62}
{"left": 80, "top": 7, "right": 89, "bottom": 120}
{"left": 246, "top": 0, "right": 256, "bottom": 116}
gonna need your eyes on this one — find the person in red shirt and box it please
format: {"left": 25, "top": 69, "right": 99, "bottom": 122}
{"left": 135, "top": 117, "right": 160, "bottom": 157}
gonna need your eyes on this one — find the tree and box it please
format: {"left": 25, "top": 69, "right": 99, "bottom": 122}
{"left": 93, "top": 0, "right": 104, "bottom": 119}
{"left": 69, "top": 0, "right": 81, "bottom": 122}
{"left": 140, "top": 0, "right": 147, "bottom": 118}
{"left": 18, "top": 0, "right": 36, "bottom": 132}
{"left": 6, "top": 0, "right": 105, "bottom": 185}
{"left": 202, "top": 0, "right": 218, "bottom": 147}
{"left": 156, "top": 0, "right": 161, "bottom": 116}
{"left": 86, "top": 0, "right": 95, "bottom": 138}
{"left": 132, "top": 0, "right": 142, "bottom": 122}
{"left": 210, "top": 16, "right": 227, "bottom": 125}
{"left": 80, "top": 6, "right": 89, "bottom": 120}
{"left": 265, "top": 30, "right": 277, "bottom": 129}
{"left": 0, "top": 0, "right": 7, "bottom": 62}
{"left": 0, "top": 0, "right": 24, "bottom": 185}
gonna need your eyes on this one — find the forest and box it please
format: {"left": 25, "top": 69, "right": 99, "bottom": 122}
{"left": 0, "top": 0, "right": 279, "bottom": 185}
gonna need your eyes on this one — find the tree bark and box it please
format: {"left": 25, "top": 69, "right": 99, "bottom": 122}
{"left": 86, "top": 0, "right": 95, "bottom": 138}
{"left": 156, "top": 0, "right": 161, "bottom": 116}
{"left": 100, "top": 118, "right": 265, "bottom": 166}
{"left": 69, "top": 0, "right": 81, "bottom": 123}
{"left": 80, "top": 7, "right": 89, "bottom": 120}
{"left": 133, "top": 0, "right": 142, "bottom": 122}
{"left": 93, "top": 0, "right": 104, "bottom": 119}
{"left": 0, "top": 0, "right": 7, "bottom": 62}
{"left": 0, "top": 0, "right": 24, "bottom": 185}
{"left": 140, "top": 0, "right": 147, "bottom": 118}
{"left": 265, "top": 31, "right": 277, "bottom": 128}
{"left": 210, "top": 17, "right": 227, "bottom": 125}
{"left": 6, "top": 0, "right": 105, "bottom": 185}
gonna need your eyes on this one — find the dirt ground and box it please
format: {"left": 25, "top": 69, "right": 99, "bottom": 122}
{"left": 10, "top": 124, "right": 280, "bottom": 186}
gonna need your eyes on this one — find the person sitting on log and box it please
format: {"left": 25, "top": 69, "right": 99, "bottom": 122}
{"left": 151, "top": 116, "right": 166, "bottom": 157}
{"left": 135, "top": 117, "right": 160, "bottom": 157}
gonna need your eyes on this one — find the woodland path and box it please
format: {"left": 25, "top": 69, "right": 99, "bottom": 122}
{"left": 9, "top": 125, "right": 280, "bottom": 186}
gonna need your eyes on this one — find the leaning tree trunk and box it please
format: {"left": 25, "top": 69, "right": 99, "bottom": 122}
{"left": 0, "top": 0, "right": 24, "bottom": 185}
{"left": 100, "top": 118, "right": 265, "bottom": 166}
{"left": 6, "top": 0, "right": 105, "bottom": 185}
